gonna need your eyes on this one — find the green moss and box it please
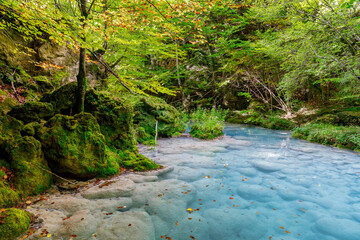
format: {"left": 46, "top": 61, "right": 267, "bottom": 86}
{"left": 41, "top": 82, "right": 77, "bottom": 115}
{"left": 0, "top": 89, "right": 17, "bottom": 116}
{"left": 8, "top": 101, "right": 54, "bottom": 124}
{"left": 132, "top": 96, "right": 185, "bottom": 143}
{"left": 122, "top": 150, "right": 159, "bottom": 171}
{"left": 10, "top": 136, "right": 52, "bottom": 196}
{"left": 0, "top": 181, "right": 20, "bottom": 208}
{"left": 37, "top": 113, "right": 121, "bottom": 179}
{"left": 0, "top": 208, "right": 31, "bottom": 240}
{"left": 33, "top": 76, "right": 54, "bottom": 92}
{"left": 85, "top": 89, "right": 137, "bottom": 151}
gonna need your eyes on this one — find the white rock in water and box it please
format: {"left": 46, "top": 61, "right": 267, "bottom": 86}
{"left": 251, "top": 160, "right": 284, "bottom": 172}
{"left": 27, "top": 209, "right": 66, "bottom": 239}
{"left": 81, "top": 178, "right": 135, "bottom": 199}
{"left": 136, "top": 166, "right": 174, "bottom": 176}
{"left": 315, "top": 217, "right": 360, "bottom": 240}
{"left": 125, "top": 174, "right": 158, "bottom": 183}
{"left": 94, "top": 211, "right": 155, "bottom": 240}
{"left": 56, "top": 209, "right": 99, "bottom": 240}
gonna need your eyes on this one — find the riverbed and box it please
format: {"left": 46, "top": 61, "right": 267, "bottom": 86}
{"left": 29, "top": 124, "right": 360, "bottom": 240}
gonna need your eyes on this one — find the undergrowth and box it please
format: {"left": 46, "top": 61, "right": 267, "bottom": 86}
{"left": 189, "top": 108, "right": 228, "bottom": 139}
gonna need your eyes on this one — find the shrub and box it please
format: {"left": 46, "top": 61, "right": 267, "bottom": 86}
{"left": 189, "top": 108, "right": 228, "bottom": 139}
{"left": 292, "top": 123, "right": 360, "bottom": 151}
{"left": 262, "top": 116, "right": 295, "bottom": 130}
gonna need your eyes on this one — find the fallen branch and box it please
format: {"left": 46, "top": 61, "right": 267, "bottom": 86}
{"left": 30, "top": 162, "right": 76, "bottom": 184}
{"left": 9, "top": 70, "right": 23, "bottom": 103}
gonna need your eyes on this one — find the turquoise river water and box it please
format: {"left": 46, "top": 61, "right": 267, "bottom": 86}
{"left": 140, "top": 124, "right": 360, "bottom": 240}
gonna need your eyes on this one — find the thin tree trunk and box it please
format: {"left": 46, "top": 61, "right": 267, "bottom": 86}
{"left": 74, "top": 0, "right": 88, "bottom": 114}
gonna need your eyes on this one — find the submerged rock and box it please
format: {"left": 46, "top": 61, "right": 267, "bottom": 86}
{"left": 37, "top": 113, "right": 121, "bottom": 179}
{"left": 0, "top": 208, "right": 31, "bottom": 240}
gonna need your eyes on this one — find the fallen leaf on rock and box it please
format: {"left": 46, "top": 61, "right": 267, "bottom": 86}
{"left": 128, "top": 224, "right": 132, "bottom": 226}
{"left": 62, "top": 217, "right": 71, "bottom": 221}
{"left": 68, "top": 235, "right": 77, "bottom": 237}
{"left": 229, "top": 197, "right": 234, "bottom": 199}
{"left": 280, "top": 227, "right": 284, "bottom": 229}
{"left": 300, "top": 208, "right": 307, "bottom": 212}
{"left": 25, "top": 200, "right": 32, "bottom": 205}
{"left": 190, "top": 236, "right": 197, "bottom": 239}
{"left": 175, "top": 221, "right": 178, "bottom": 226}
{"left": 285, "top": 230, "right": 291, "bottom": 233}
{"left": 105, "top": 213, "right": 113, "bottom": 215}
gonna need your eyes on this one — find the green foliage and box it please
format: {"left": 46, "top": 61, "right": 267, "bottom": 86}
{"left": 189, "top": 108, "right": 228, "bottom": 139}
{"left": 0, "top": 208, "right": 31, "bottom": 240}
{"left": 262, "top": 116, "right": 295, "bottom": 130}
{"left": 292, "top": 123, "right": 360, "bottom": 151}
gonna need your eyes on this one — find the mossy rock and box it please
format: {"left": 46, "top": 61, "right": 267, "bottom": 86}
{"left": 134, "top": 96, "right": 185, "bottom": 143}
{"left": 0, "top": 181, "right": 20, "bottom": 208}
{"left": 122, "top": 150, "right": 159, "bottom": 171}
{"left": 85, "top": 89, "right": 137, "bottom": 151}
{"left": 33, "top": 76, "right": 54, "bottom": 92}
{"left": 0, "top": 115, "right": 23, "bottom": 155}
{"left": 0, "top": 208, "right": 31, "bottom": 240}
{"left": 189, "top": 124, "right": 224, "bottom": 140}
{"left": 9, "top": 136, "right": 52, "bottom": 196}
{"left": 0, "top": 89, "right": 17, "bottom": 116}
{"left": 41, "top": 82, "right": 77, "bottom": 115}
{"left": 8, "top": 101, "right": 54, "bottom": 124}
{"left": 37, "top": 113, "right": 120, "bottom": 179}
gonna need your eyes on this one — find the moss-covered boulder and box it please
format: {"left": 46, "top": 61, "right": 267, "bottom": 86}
{"left": 37, "top": 113, "right": 121, "bottom": 179}
{"left": 0, "top": 208, "right": 31, "bottom": 240}
{"left": 0, "top": 181, "right": 20, "bottom": 208}
{"left": 8, "top": 101, "right": 54, "bottom": 124}
{"left": 33, "top": 76, "right": 54, "bottom": 92}
{"left": 9, "top": 136, "right": 52, "bottom": 196}
{"left": 41, "top": 82, "right": 77, "bottom": 115}
{"left": 0, "top": 89, "right": 17, "bottom": 116}
{"left": 0, "top": 115, "right": 52, "bottom": 197}
{"left": 133, "top": 96, "right": 184, "bottom": 144}
{"left": 0, "top": 115, "right": 23, "bottom": 153}
{"left": 122, "top": 150, "right": 159, "bottom": 171}
{"left": 85, "top": 89, "right": 137, "bottom": 150}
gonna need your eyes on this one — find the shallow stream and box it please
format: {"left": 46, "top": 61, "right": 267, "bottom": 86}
{"left": 30, "top": 124, "right": 360, "bottom": 240}
{"left": 140, "top": 124, "right": 360, "bottom": 240}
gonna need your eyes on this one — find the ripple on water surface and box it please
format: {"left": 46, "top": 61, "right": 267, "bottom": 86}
{"left": 139, "top": 124, "right": 360, "bottom": 240}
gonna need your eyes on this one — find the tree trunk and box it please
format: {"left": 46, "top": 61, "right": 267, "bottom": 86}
{"left": 74, "top": 0, "right": 88, "bottom": 114}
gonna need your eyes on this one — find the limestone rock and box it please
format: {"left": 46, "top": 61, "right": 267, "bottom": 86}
{"left": 37, "top": 113, "right": 121, "bottom": 179}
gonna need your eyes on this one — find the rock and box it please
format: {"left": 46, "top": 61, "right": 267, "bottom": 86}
{"left": 81, "top": 178, "right": 135, "bottom": 199}
{"left": 9, "top": 136, "right": 52, "bottom": 196}
{"left": 0, "top": 208, "right": 31, "bottom": 240}
{"left": 56, "top": 210, "right": 99, "bottom": 240}
{"left": 32, "top": 76, "right": 54, "bottom": 92}
{"left": 27, "top": 209, "right": 66, "bottom": 239}
{"left": 125, "top": 174, "right": 158, "bottom": 183}
{"left": 8, "top": 101, "right": 54, "bottom": 124}
{"left": 0, "top": 181, "right": 20, "bottom": 208}
{"left": 37, "top": 113, "right": 121, "bottom": 179}
{"left": 0, "top": 89, "right": 17, "bottom": 116}
{"left": 315, "top": 217, "right": 360, "bottom": 240}
{"left": 41, "top": 82, "right": 77, "bottom": 115}
{"left": 133, "top": 96, "right": 185, "bottom": 144}
{"left": 85, "top": 89, "right": 137, "bottom": 151}
{"left": 94, "top": 211, "right": 155, "bottom": 240}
